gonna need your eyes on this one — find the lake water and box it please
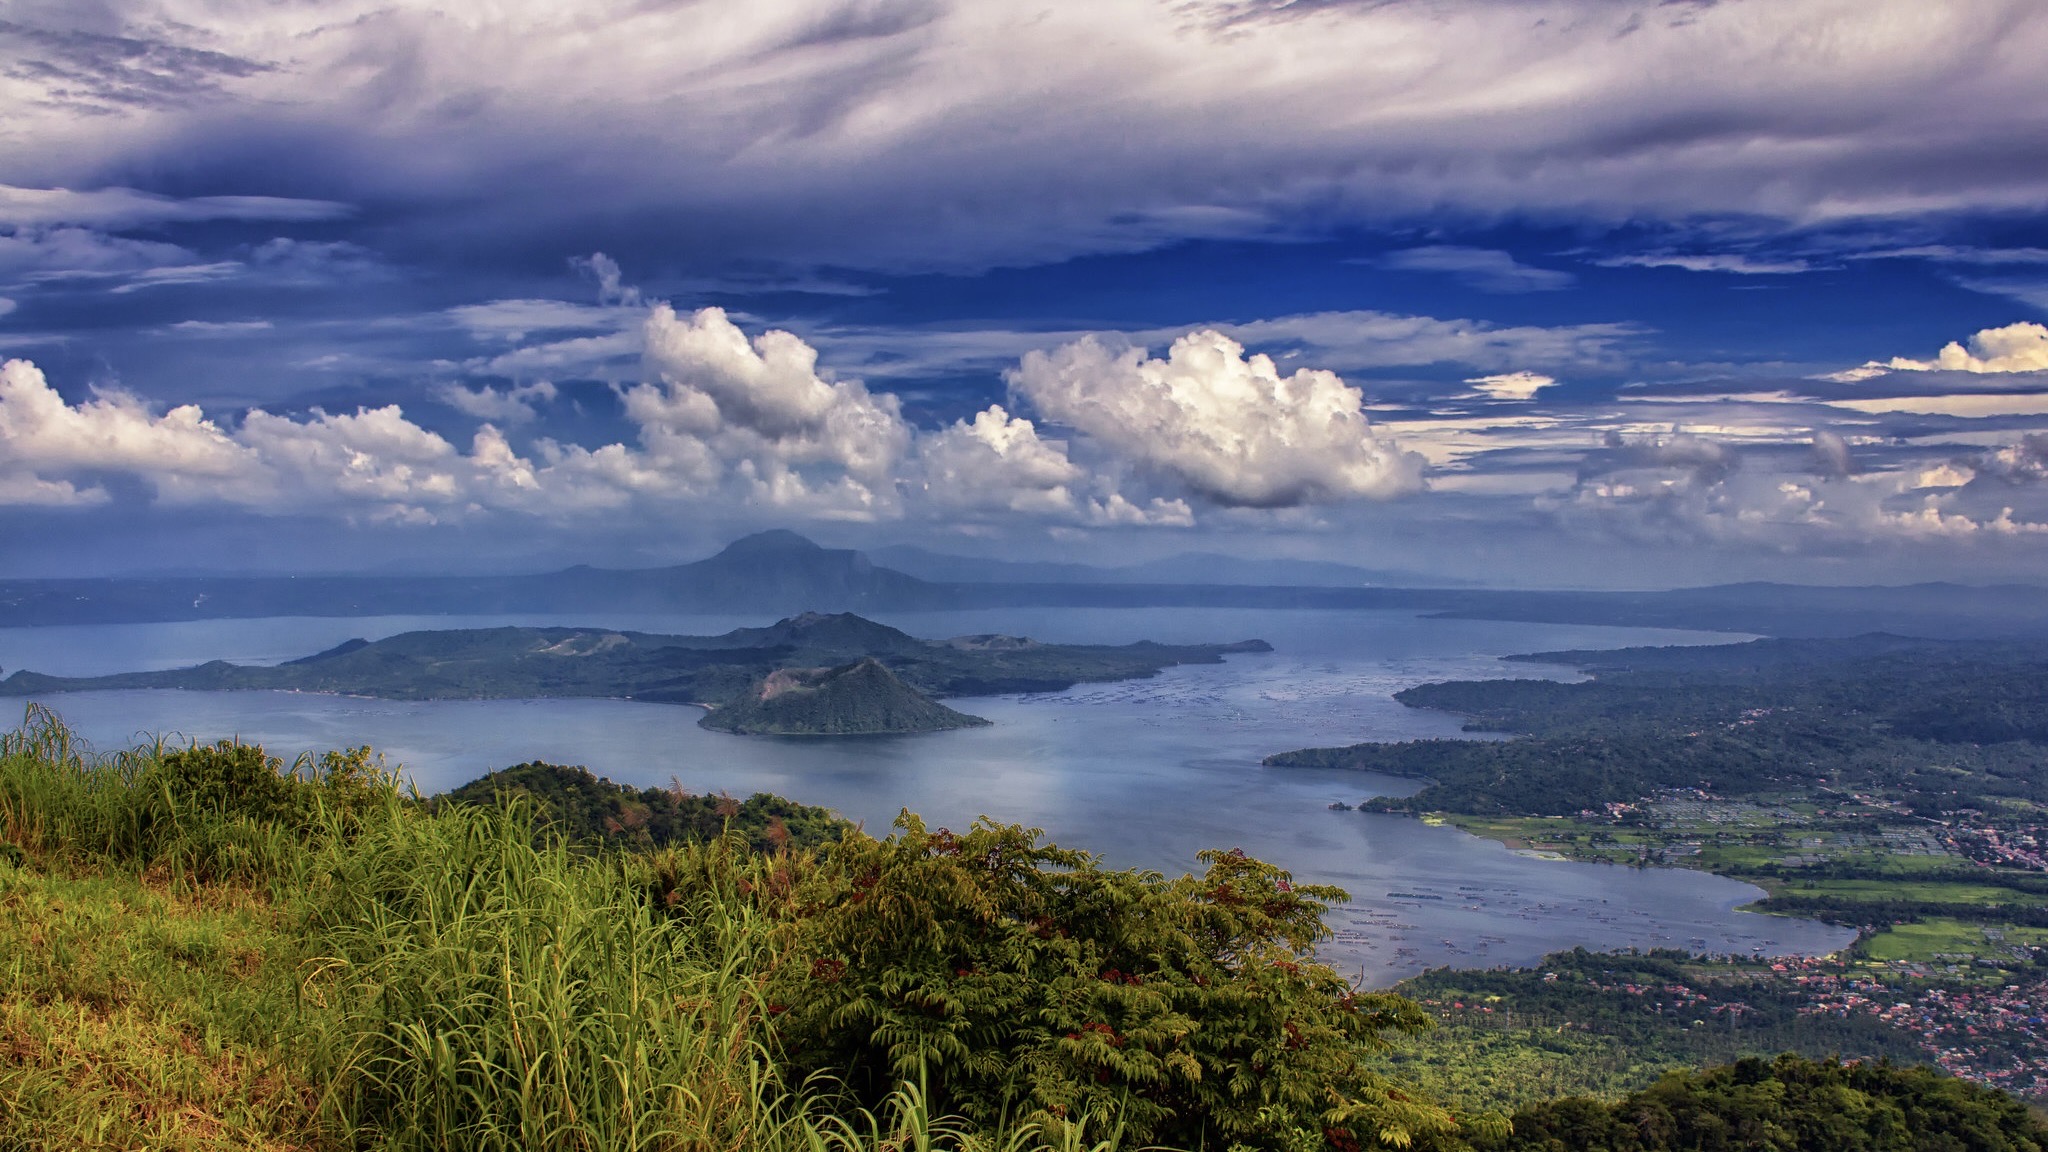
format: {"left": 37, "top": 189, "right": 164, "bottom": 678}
{"left": 0, "top": 607, "right": 1855, "bottom": 985}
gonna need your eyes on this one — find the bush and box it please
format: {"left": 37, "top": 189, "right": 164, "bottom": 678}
{"left": 715, "top": 813, "right": 1465, "bottom": 1152}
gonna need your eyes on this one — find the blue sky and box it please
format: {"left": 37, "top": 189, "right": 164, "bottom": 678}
{"left": 4, "top": 0, "right": 2048, "bottom": 585}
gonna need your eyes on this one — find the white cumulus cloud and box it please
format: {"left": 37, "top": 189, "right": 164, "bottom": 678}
{"left": 916, "top": 404, "right": 1193, "bottom": 526}
{"left": 1009, "top": 329, "right": 1424, "bottom": 508}
{"left": 917, "top": 405, "right": 1086, "bottom": 518}
{"left": 1888, "top": 322, "right": 2048, "bottom": 375}
{"left": 628, "top": 304, "right": 911, "bottom": 515}
{"left": 1835, "top": 322, "right": 2048, "bottom": 380}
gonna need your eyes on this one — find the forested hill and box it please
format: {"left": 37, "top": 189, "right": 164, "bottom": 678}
{"left": 436, "top": 760, "right": 851, "bottom": 853}
{"left": 1266, "top": 634, "right": 2048, "bottom": 816}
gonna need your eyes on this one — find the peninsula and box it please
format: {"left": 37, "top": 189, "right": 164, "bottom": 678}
{"left": 0, "top": 611, "right": 1270, "bottom": 736}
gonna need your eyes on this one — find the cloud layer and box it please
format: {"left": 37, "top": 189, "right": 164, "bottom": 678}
{"left": 7, "top": 2, "right": 2048, "bottom": 271}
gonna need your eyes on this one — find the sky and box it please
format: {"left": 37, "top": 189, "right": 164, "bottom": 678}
{"left": 4, "top": 0, "right": 2048, "bottom": 586}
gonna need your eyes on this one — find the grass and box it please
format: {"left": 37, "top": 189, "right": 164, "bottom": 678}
{"left": 1772, "top": 878, "right": 2048, "bottom": 906}
{"left": 0, "top": 859, "right": 322, "bottom": 1150}
{"left": 1858, "top": 918, "right": 2048, "bottom": 967}
{"left": 0, "top": 704, "right": 1163, "bottom": 1152}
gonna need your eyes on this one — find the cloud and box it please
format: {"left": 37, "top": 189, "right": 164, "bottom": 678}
{"left": 449, "top": 299, "right": 625, "bottom": 343}
{"left": 1848, "top": 245, "right": 2048, "bottom": 266}
{"left": 0, "top": 358, "right": 256, "bottom": 505}
{"left": 1810, "top": 429, "right": 1853, "bottom": 478}
{"left": 1817, "top": 364, "right": 1891, "bottom": 384}
{"left": 1955, "top": 277, "right": 2048, "bottom": 312}
{"left": 435, "top": 380, "right": 559, "bottom": 424}
{"left": 807, "top": 310, "right": 1639, "bottom": 384}
{"left": 626, "top": 305, "right": 911, "bottom": 515}
{"left": 1824, "top": 322, "right": 2048, "bottom": 381}
{"left": 0, "top": 184, "right": 350, "bottom": 230}
{"left": 1978, "top": 433, "right": 2048, "bottom": 484}
{"left": 106, "top": 262, "right": 244, "bottom": 293}
{"left": 0, "top": 298, "right": 13, "bottom": 318}
{"left": 916, "top": 405, "right": 1085, "bottom": 517}
{"left": 1826, "top": 393, "right": 2048, "bottom": 418}
{"left": 1463, "top": 371, "right": 1557, "bottom": 401}
{"left": 1594, "top": 430, "right": 1739, "bottom": 485}
{"left": 1596, "top": 253, "right": 1814, "bottom": 275}
{"left": 10, "top": 3, "right": 2048, "bottom": 274}
{"left": 0, "top": 306, "right": 920, "bottom": 522}
{"left": 1552, "top": 424, "right": 2048, "bottom": 548}
{"left": 915, "top": 404, "right": 1192, "bottom": 526}
{"left": 0, "top": 226, "right": 195, "bottom": 286}
{"left": 161, "top": 319, "right": 273, "bottom": 336}
{"left": 1885, "top": 322, "right": 2048, "bottom": 375}
{"left": 1008, "top": 329, "right": 1424, "bottom": 508}
{"left": 573, "top": 253, "right": 642, "bottom": 307}
{"left": 1916, "top": 463, "right": 1974, "bottom": 489}
{"left": 1377, "top": 247, "right": 1573, "bottom": 292}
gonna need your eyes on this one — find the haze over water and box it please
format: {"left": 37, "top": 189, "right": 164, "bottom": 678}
{"left": 0, "top": 607, "right": 1854, "bottom": 984}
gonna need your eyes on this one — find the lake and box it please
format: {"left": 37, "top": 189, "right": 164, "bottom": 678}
{"left": 0, "top": 606, "right": 1856, "bottom": 984}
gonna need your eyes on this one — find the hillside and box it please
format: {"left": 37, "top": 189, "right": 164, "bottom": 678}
{"left": 700, "top": 658, "right": 991, "bottom": 735}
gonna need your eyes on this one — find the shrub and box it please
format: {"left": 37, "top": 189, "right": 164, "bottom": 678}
{"left": 737, "top": 813, "right": 1462, "bottom": 1152}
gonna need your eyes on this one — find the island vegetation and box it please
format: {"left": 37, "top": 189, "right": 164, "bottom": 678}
{"left": 0, "top": 610, "right": 1270, "bottom": 735}
{"left": 3, "top": 703, "right": 2044, "bottom": 1149}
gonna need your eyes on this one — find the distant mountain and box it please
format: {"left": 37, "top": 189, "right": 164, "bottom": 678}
{"left": 868, "top": 545, "right": 1465, "bottom": 588}
{"left": 699, "top": 658, "right": 990, "bottom": 736}
{"left": 4, "top": 528, "right": 2046, "bottom": 641}
{"left": 0, "top": 530, "right": 948, "bottom": 624}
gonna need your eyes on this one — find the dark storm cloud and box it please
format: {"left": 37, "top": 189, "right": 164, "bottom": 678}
{"left": 6, "top": 0, "right": 2046, "bottom": 277}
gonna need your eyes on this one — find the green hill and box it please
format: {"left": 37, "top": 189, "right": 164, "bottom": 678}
{"left": 437, "top": 760, "right": 850, "bottom": 852}
{"left": 699, "top": 658, "right": 991, "bottom": 735}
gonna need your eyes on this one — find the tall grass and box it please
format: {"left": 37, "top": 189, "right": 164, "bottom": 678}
{"left": 0, "top": 704, "right": 1160, "bottom": 1152}
{"left": 299, "top": 797, "right": 803, "bottom": 1151}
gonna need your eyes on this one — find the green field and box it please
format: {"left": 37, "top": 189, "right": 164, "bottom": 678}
{"left": 1857, "top": 918, "right": 2048, "bottom": 966}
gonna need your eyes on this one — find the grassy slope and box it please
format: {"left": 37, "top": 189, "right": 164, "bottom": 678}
{"left": 0, "top": 862, "right": 321, "bottom": 1150}
{"left": 0, "top": 708, "right": 971, "bottom": 1152}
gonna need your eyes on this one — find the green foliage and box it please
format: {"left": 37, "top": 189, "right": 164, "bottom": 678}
{"left": 0, "top": 703, "right": 390, "bottom": 885}
{"left": 1473, "top": 1053, "right": 2048, "bottom": 1152}
{"left": 725, "top": 813, "right": 1464, "bottom": 1152}
{"left": 439, "top": 759, "right": 850, "bottom": 853}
